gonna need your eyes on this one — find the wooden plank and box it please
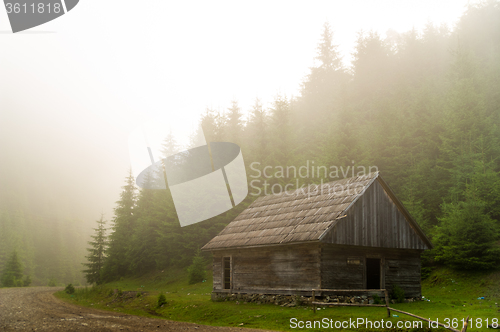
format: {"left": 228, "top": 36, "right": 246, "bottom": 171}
{"left": 384, "top": 289, "right": 390, "bottom": 317}
{"left": 312, "top": 290, "right": 316, "bottom": 314}
{"left": 388, "top": 308, "right": 460, "bottom": 332}
{"left": 215, "top": 244, "right": 322, "bottom": 291}
{"left": 216, "top": 288, "right": 314, "bottom": 295}
{"left": 462, "top": 316, "right": 469, "bottom": 332}
{"left": 322, "top": 180, "right": 427, "bottom": 249}
{"left": 320, "top": 244, "right": 422, "bottom": 296}
{"left": 312, "top": 289, "right": 385, "bottom": 292}
{"left": 312, "top": 302, "right": 386, "bottom": 307}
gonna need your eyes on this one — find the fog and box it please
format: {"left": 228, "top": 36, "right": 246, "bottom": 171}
{"left": 0, "top": 70, "right": 128, "bottom": 220}
{"left": 0, "top": 0, "right": 478, "bottom": 285}
{"left": 0, "top": 65, "right": 130, "bottom": 284}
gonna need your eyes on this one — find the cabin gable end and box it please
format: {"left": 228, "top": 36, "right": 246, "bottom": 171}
{"left": 321, "top": 179, "right": 429, "bottom": 250}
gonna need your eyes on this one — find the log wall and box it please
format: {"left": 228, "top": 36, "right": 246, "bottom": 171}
{"left": 212, "top": 244, "right": 321, "bottom": 293}
{"left": 320, "top": 244, "right": 422, "bottom": 297}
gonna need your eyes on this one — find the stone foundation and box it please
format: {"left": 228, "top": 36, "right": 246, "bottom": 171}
{"left": 211, "top": 292, "right": 421, "bottom": 306}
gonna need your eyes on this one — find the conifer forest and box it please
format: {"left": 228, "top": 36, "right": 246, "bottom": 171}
{"left": 1, "top": 1, "right": 500, "bottom": 286}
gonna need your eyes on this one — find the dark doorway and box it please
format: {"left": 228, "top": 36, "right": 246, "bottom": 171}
{"left": 366, "top": 258, "right": 381, "bottom": 289}
{"left": 223, "top": 257, "right": 231, "bottom": 289}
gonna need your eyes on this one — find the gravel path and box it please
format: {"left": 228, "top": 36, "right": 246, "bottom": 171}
{"left": 0, "top": 287, "right": 275, "bottom": 332}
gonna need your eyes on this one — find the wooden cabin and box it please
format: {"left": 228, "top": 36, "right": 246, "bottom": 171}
{"left": 201, "top": 172, "right": 432, "bottom": 298}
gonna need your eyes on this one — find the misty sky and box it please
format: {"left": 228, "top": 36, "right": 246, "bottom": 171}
{"left": 0, "top": 0, "right": 472, "bottom": 218}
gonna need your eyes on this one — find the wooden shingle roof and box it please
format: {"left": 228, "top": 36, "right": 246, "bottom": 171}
{"left": 202, "top": 172, "right": 381, "bottom": 250}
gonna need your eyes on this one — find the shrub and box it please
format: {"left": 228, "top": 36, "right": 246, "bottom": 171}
{"left": 434, "top": 198, "right": 500, "bottom": 270}
{"left": 157, "top": 294, "right": 167, "bottom": 308}
{"left": 421, "top": 267, "right": 432, "bottom": 280}
{"left": 14, "top": 277, "right": 24, "bottom": 287}
{"left": 23, "top": 275, "right": 31, "bottom": 287}
{"left": 48, "top": 278, "right": 57, "bottom": 287}
{"left": 65, "top": 284, "right": 75, "bottom": 294}
{"left": 187, "top": 250, "right": 206, "bottom": 285}
{"left": 391, "top": 285, "right": 405, "bottom": 303}
{"left": 1, "top": 251, "right": 23, "bottom": 287}
{"left": 372, "top": 294, "right": 382, "bottom": 304}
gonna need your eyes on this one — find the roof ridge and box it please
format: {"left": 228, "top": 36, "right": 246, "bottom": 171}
{"left": 254, "top": 171, "right": 380, "bottom": 202}
{"left": 201, "top": 171, "right": 382, "bottom": 251}
{"left": 317, "top": 172, "right": 379, "bottom": 241}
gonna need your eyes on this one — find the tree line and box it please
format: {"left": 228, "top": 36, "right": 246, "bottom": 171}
{"left": 81, "top": 1, "right": 500, "bottom": 285}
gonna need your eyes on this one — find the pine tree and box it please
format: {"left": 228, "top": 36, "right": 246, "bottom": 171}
{"left": 1, "top": 250, "right": 23, "bottom": 287}
{"left": 82, "top": 215, "right": 107, "bottom": 285}
{"left": 269, "top": 95, "right": 292, "bottom": 168}
{"left": 434, "top": 195, "right": 500, "bottom": 270}
{"left": 128, "top": 171, "right": 159, "bottom": 273}
{"left": 266, "top": 95, "right": 297, "bottom": 189}
{"left": 201, "top": 108, "right": 227, "bottom": 143}
{"left": 315, "top": 22, "right": 343, "bottom": 70}
{"left": 351, "top": 30, "right": 394, "bottom": 98}
{"left": 226, "top": 100, "right": 244, "bottom": 144}
{"left": 101, "top": 171, "right": 137, "bottom": 281}
{"left": 245, "top": 98, "right": 267, "bottom": 163}
{"left": 298, "top": 22, "right": 347, "bottom": 158}
{"left": 187, "top": 250, "right": 206, "bottom": 284}
{"left": 161, "top": 129, "right": 181, "bottom": 159}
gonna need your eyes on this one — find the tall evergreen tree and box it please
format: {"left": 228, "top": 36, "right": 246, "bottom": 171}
{"left": 226, "top": 100, "right": 244, "bottom": 144}
{"left": 315, "top": 22, "right": 343, "bottom": 70}
{"left": 200, "top": 108, "right": 227, "bottom": 143}
{"left": 245, "top": 98, "right": 268, "bottom": 164}
{"left": 82, "top": 215, "right": 107, "bottom": 285}
{"left": 161, "top": 129, "right": 181, "bottom": 158}
{"left": 0, "top": 250, "right": 23, "bottom": 287}
{"left": 128, "top": 171, "right": 159, "bottom": 273}
{"left": 102, "top": 171, "right": 137, "bottom": 281}
{"left": 267, "top": 95, "right": 295, "bottom": 188}
{"left": 351, "top": 30, "right": 394, "bottom": 99}
{"left": 298, "top": 22, "right": 347, "bottom": 158}
{"left": 434, "top": 183, "right": 500, "bottom": 270}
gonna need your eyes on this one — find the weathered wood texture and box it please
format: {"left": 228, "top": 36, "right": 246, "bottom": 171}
{"left": 212, "top": 244, "right": 321, "bottom": 292}
{"left": 320, "top": 245, "right": 422, "bottom": 297}
{"left": 205, "top": 173, "right": 430, "bottom": 298}
{"left": 384, "top": 251, "right": 422, "bottom": 298}
{"left": 203, "top": 174, "right": 379, "bottom": 250}
{"left": 212, "top": 254, "right": 222, "bottom": 290}
{"left": 322, "top": 180, "right": 428, "bottom": 250}
{"left": 313, "top": 302, "right": 387, "bottom": 307}
{"left": 320, "top": 245, "right": 364, "bottom": 289}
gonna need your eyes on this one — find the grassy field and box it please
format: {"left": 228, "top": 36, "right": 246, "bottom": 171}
{"left": 55, "top": 266, "right": 500, "bottom": 331}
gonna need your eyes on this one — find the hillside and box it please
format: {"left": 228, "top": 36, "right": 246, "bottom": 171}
{"left": 56, "top": 265, "right": 500, "bottom": 331}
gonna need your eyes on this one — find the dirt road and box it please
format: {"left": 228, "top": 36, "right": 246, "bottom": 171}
{"left": 0, "top": 287, "right": 274, "bottom": 332}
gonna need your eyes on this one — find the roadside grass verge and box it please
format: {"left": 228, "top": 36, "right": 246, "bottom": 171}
{"left": 55, "top": 266, "right": 500, "bottom": 331}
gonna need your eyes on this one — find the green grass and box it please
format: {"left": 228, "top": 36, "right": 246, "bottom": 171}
{"left": 55, "top": 266, "right": 500, "bottom": 331}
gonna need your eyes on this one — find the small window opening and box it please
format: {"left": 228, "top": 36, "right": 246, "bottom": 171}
{"left": 223, "top": 257, "right": 231, "bottom": 289}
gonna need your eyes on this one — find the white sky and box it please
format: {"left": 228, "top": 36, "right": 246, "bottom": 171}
{"left": 1, "top": 0, "right": 472, "bottom": 149}
{"left": 0, "top": 0, "right": 474, "bottom": 218}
